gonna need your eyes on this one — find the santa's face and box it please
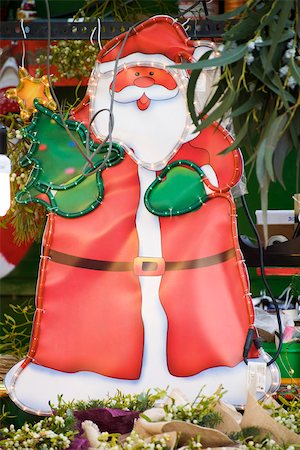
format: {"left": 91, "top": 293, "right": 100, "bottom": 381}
{"left": 90, "top": 62, "right": 194, "bottom": 170}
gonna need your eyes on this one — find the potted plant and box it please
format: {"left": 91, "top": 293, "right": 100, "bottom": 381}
{"left": 181, "top": 0, "right": 299, "bottom": 238}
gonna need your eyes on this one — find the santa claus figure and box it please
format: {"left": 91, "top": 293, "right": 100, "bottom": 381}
{"left": 6, "top": 17, "right": 271, "bottom": 414}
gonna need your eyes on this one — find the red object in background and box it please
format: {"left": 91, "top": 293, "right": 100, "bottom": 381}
{"left": 0, "top": 87, "right": 20, "bottom": 114}
{"left": 257, "top": 267, "right": 300, "bottom": 276}
{"left": 0, "top": 222, "right": 32, "bottom": 279}
{"left": 0, "top": 41, "right": 89, "bottom": 87}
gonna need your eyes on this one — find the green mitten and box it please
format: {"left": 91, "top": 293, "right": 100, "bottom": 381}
{"left": 144, "top": 160, "right": 208, "bottom": 216}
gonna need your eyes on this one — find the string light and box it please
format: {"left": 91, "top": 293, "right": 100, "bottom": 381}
{"left": 89, "top": 61, "right": 194, "bottom": 171}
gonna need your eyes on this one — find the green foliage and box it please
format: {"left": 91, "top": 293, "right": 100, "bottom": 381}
{"left": 0, "top": 301, "right": 35, "bottom": 360}
{"left": 0, "top": 406, "right": 15, "bottom": 429}
{"left": 145, "top": 386, "right": 225, "bottom": 429}
{"left": 0, "top": 414, "right": 77, "bottom": 449}
{"left": 57, "top": 388, "right": 167, "bottom": 412}
{"left": 229, "top": 424, "right": 300, "bottom": 449}
{"left": 0, "top": 113, "right": 46, "bottom": 244}
{"left": 36, "top": 40, "right": 99, "bottom": 82}
{"left": 264, "top": 391, "right": 300, "bottom": 434}
{"left": 183, "top": 0, "right": 300, "bottom": 219}
{"left": 290, "top": 274, "right": 300, "bottom": 297}
{"left": 74, "top": 0, "right": 177, "bottom": 21}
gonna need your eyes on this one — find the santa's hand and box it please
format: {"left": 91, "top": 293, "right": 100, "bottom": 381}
{"left": 144, "top": 160, "right": 209, "bottom": 217}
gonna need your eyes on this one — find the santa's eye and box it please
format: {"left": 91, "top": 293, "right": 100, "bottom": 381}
{"left": 149, "top": 71, "right": 154, "bottom": 76}
{"left": 135, "top": 72, "right": 140, "bottom": 76}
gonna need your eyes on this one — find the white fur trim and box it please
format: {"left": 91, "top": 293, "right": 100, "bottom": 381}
{"left": 98, "top": 52, "right": 178, "bottom": 73}
{"left": 5, "top": 354, "right": 278, "bottom": 415}
{"left": 0, "top": 253, "right": 15, "bottom": 279}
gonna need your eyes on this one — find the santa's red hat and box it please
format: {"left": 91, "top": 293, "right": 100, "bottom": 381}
{"left": 96, "top": 16, "right": 196, "bottom": 72}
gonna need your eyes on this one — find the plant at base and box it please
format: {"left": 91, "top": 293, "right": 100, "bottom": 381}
{"left": 263, "top": 391, "right": 300, "bottom": 434}
{"left": 186, "top": 435, "right": 202, "bottom": 449}
{"left": 0, "top": 414, "right": 77, "bottom": 449}
{"left": 93, "top": 429, "right": 172, "bottom": 450}
{"left": 0, "top": 300, "right": 35, "bottom": 360}
{"left": 56, "top": 389, "right": 168, "bottom": 412}
{"left": 230, "top": 428, "right": 297, "bottom": 450}
{"left": 147, "top": 386, "right": 224, "bottom": 428}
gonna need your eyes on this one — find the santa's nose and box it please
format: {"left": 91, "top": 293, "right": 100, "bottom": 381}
{"left": 134, "top": 76, "right": 155, "bottom": 88}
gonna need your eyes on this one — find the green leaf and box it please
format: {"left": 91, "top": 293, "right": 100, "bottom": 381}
{"left": 173, "top": 45, "right": 248, "bottom": 70}
{"left": 187, "top": 69, "right": 201, "bottom": 126}
{"left": 260, "top": 173, "right": 270, "bottom": 245}
{"left": 139, "top": 413, "right": 152, "bottom": 422}
{"left": 195, "top": 88, "right": 236, "bottom": 132}
{"left": 271, "top": 72, "right": 296, "bottom": 108}
{"left": 267, "top": 1, "right": 293, "bottom": 64}
{"left": 289, "top": 119, "right": 300, "bottom": 151}
{"left": 196, "top": 78, "right": 228, "bottom": 120}
{"left": 256, "top": 135, "right": 267, "bottom": 189}
{"left": 219, "top": 115, "right": 250, "bottom": 155}
{"left": 256, "top": 30, "right": 294, "bottom": 47}
{"left": 231, "top": 93, "right": 261, "bottom": 118}
{"left": 260, "top": 46, "right": 274, "bottom": 75}
{"left": 289, "top": 57, "right": 300, "bottom": 85}
{"left": 209, "top": 5, "right": 246, "bottom": 21}
{"left": 187, "top": 50, "right": 213, "bottom": 126}
{"left": 223, "top": 8, "right": 263, "bottom": 41}
{"left": 249, "top": 63, "right": 296, "bottom": 102}
{"left": 273, "top": 131, "right": 292, "bottom": 186}
{"left": 257, "top": 0, "right": 284, "bottom": 31}
{"left": 264, "top": 113, "right": 288, "bottom": 181}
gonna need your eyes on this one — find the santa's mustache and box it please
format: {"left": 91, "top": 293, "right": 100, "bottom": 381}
{"left": 111, "top": 84, "right": 179, "bottom": 103}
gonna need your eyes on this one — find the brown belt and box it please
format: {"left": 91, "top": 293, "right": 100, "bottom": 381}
{"left": 48, "top": 248, "right": 236, "bottom": 276}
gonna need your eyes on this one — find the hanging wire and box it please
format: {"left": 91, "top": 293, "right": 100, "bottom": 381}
{"left": 97, "top": 18, "right": 103, "bottom": 50}
{"left": 176, "top": 0, "right": 203, "bottom": 19}
{"left": 44, "top": 0, "right": 95, "bottom": 169}
{"left": 89, "top": 25, "right": 97, "bottom": 46}
{"left": 83, "top": 17, "right": 147, "bottom": 175}
{"left": 43, "top": 0, "right": 147, "bottom": 177}
{"left": 20, "top": 19, "right": 27, "bottom": 68}
{"left": 241, "top": 194, "right": 283, "bottom": 366}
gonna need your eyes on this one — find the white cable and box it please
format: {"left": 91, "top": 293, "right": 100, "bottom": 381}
{"left": 20, "top": 19, "right": 27, "bottom": 68}
{"left": 97, "top": 18, "right": 102, "bottom": 50}
{"left": 90, "top": 26, "right": 96, "bottom": 46}
{"left": 182, "top": 17, "right": 191, "bottom": 29}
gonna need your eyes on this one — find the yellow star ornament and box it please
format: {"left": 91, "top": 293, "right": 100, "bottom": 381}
{"left": 6, "top": 67, "right": 57, "bottom": 120}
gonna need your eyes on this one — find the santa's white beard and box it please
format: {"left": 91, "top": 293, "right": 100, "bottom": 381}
{"left": 91, "top": 74, "right": 191, "bottom": 170}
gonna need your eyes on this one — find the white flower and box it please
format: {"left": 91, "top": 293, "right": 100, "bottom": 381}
{"left": 254, "top": 36, "right": 263, "bottom": 45}
{"left": 247, "top": 41, "right": 256, "bottom": 50}
{"left": 287, "top": 40, "right": 294, "bottom": 49}
{"left": 245, "top": 54, "right": 255, "bottom": 65}
{"left": 279, "top": 65, "right": 289, "bottom": 77}
{"left": 287, "top": 76, "right": 296, "bottom": 89}
{"left": 54, "top": 415, "right": 65, "bottom": 426}
{"left": 284, "top": 48, "right": 296, "bottom": 59}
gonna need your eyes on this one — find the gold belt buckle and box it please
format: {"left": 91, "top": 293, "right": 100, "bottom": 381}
{"left": 133, "top": 256, "right": 165, "bottom": 276}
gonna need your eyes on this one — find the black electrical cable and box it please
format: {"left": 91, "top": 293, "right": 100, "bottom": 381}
{"left": 176, "top": 0, "right": 203, "bottom": 19}
{"left": 241, "top": 194, "right": 283, "bottom": 366}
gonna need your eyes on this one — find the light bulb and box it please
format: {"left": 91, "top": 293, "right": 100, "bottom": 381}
{"left": 0, "top": 154, "right": 11, "bottom": 216}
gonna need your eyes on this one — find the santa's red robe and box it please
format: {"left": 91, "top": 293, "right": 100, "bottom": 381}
{"left": 22, "top": 123, "right": 257, "bottom": 378}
